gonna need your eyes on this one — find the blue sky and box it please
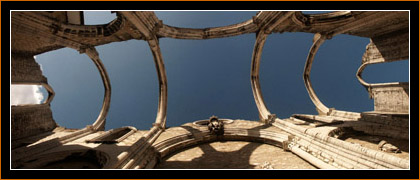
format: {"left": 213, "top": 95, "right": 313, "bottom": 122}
{"left": 32, "top": 11, "right": 409, "bottom": 130}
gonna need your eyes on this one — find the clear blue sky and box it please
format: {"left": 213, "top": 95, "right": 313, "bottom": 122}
{"left": 34, "top": 11, "right": 409, "bottom": 130}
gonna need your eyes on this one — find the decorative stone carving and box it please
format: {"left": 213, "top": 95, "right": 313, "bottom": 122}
{"left": 207, "top": 116, "right": 224, "bottom": 135}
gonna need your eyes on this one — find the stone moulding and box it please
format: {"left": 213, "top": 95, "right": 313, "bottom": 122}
{"left": 272, "top": 118, "right": 409, "bottom": 169}
{"left": 156, "top": 19, "right": 258, "bottom": 39}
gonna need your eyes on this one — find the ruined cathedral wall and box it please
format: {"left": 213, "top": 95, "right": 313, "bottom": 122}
{"left": 11, "top": 104, "right": 57, "bottom": 140}
{"left": 11, "top": 53, "right": 57, "bottom": 140}
{"left": 11, "top": 53, "right": 47, "bottom": 84}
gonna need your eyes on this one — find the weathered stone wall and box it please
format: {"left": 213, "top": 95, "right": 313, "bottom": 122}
{"left": 359, "top": 29, "right": 409, "bottom": 114}
{"left": 372, "top": 83, "right": 409, "bottom": 113}
{"left": 11, "top": 104, "right": 57, "bottom": 140}
{"left": 371, "top": 29, "right": 409, "bottom": 62}
{"left": 11, "top": 53, "right": 47, "bottom": 84}
{"left": 11, "top": 52, "right": 57, "bottom": 140}
{"left": 357, "top": 112, "right": 409, "bottom": 139}
{"left": 362, "top": 30, "right": 409, "bottom": 64}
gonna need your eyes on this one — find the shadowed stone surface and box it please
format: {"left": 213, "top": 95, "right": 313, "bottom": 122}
{"left": 156, "top": 141, "right": 316, "bottom": 169}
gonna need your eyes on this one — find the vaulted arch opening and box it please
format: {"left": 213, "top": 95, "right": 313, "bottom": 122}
{"left": 35, "top": 48, "right": 104, "bottom": 129}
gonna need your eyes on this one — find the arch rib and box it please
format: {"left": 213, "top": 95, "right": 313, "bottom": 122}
{"left": 250, "top": 12, "right": 294, "bottom": 121}
{"left": 84, "top": 47, "right": 112, "bottom": 131}
{"left": 303, "top": 33, "right": 331, "bottom": 115}
{"left": 250, "top": 31, "right": 271, "bottom": 120}
{"left": 111, "top": 12, "right": 168, "bottom": 169}
{"left": 147, "top": 36, "right": 168, "bottom": 129}
{"left": 356, "top": 62, "right": 372, "bottom": 88}
{"left": 42, "top": 83, "right": 55, "bottom": 105}
{"left": 120, "top": 11, "right": 168, "bottom": 129}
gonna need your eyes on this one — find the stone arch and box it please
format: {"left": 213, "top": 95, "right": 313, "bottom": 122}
{"left": 10, "top": 47, "right": 112, "bottom": 163}
{"left": 302, "top": 33, "right": 367, "bottom": 118}
{"left": 249, "top": 12, "right": 295, "bottom": 121}
{"left": 250, "top": 31, "right": 272, "bottom": 121}
{"left": 82, "top": 47, "right": 111, "bottom": 131}
{"left": 302, "top": 33, "right": 331, "bottom": 115}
